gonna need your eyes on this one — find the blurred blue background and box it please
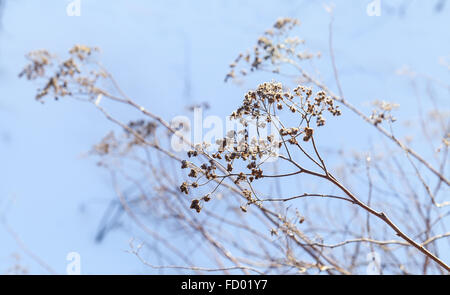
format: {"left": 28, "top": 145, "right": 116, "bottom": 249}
{"left": 0, "top": 0, "right": 448, "bottom": 274}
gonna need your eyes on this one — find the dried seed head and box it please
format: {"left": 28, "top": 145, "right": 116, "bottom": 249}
{"left": 190, "top": 199, "right": 201, "bottom": 213}
{"left": 303, "top": 127, "right": 314, "bottom": 142}
{"left": 180, "top": 182, "right": 189, "bottom": 195}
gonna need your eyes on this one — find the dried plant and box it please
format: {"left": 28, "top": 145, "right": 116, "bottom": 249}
{"left": 20, "top": 17, "right": 449, "bottom": 274}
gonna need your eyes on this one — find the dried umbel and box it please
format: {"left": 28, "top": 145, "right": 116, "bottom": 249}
{"left": 370, "top": 100, "right": 399, "bottom": 126}
{"left": 18, "top": 50, "right": 53, "bottom": 80}
{"left": 91, "top": 118, "right": 158, "bottom": 156}
{"left": 19, "top": 45, "right": 104, "bottom": 102}
{"left": 93, "top": 131, "right": 118, "bottom": 156}
{"left": 232, "top": 82, "right": 341, "bottom": 125}
{"left": 126, "top": 120, "right": 158, "bottom": 146}
{"left": 225, "top": 18, "right": 320, "bottom": 82}
{"left": 181, "top": 81, "right": 341, "bottom": 213}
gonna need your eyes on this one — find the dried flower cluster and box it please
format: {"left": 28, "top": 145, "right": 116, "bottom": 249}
{"left": 233, "top": 82, "right": 341, "bottom": 126}
{"left": 18, "top": 50, "right": 53, "bottom": 80}
{"left": 225, "top": 18, "right": 320, "bottom": 82}
{"left": 180, "top": 81, "right": 341, "bottom": 213}
{"left": 91, "top": 119, "right": 158, "bottom": 160}
{"left": 93, "top": 131, "right": 118, "bottom": 156}
{"left": 126, "top": 120, "right": 157, "bottom": 144}
{"left": 370, "top": 100, "right": 399, "bottom": 126}
{"left": 19, "top": 45, "right": 104, "bottom": 102}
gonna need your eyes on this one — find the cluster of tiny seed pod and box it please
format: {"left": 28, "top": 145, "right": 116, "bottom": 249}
{"left": 89, "top": 118, "right": 159, "bottom": 166}
{"left": 370, "top": 100, "right": 399, "bottom": 126}
{"left": 19, "top": 45, "right": 106, "bottom": 102}
{"left": 126, "top": 119, "right": 158, "bottom": 146}
{"left": 232, "top": 82, "right": 341, "bottom": 140}
{"left": 225, "top": 18, "right": 320, "bottom": 82}
{"left": 180, "top": 132, "right": 279, "bottom": 214}
{"left": 180, "top": 81, "right": 341, "bottom": 213}
{"left": 295, "top": 87, "right": 342, "bottom": 128}
{"left": 18, "top": 50, "right": 53, "bottom": 80}
{"left": 92, "top": 131, "right": 118, "bottom": 156}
